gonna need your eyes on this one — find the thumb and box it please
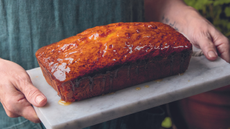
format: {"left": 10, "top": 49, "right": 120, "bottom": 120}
{"left": 14, "top": 74, "right": 47, "bottom": 107}
{"left": 23, "top": 83, "right": 47, "bottom": 107}
{"left": 195, "top": 34, "right": 218, "bottom": 61}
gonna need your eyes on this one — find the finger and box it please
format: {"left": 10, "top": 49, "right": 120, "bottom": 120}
{"left": 212, "top": 33, "right": 230, "bottom": 63}
{"left": 216, "top": 42, "right": 230, "bottom": 63}
{"left": 203, "top": 25, "right": 230, "bottom": 62}
{"left": 195, "top": 32, "right": 218, "bottom": 61}
{"left": 21, "top": 82, "right": 47, "bottom": 107}
{"left": 20, "top": 102, "right": 41, "bottom": 123}
{"left": 11, "top": 72, "right": 47, "bottom": 107}
{"left": 1, "top": 103, "right": 20, "bottom": 118}
{"left": 3, "top": 96, "right": 41, "bottom": 123}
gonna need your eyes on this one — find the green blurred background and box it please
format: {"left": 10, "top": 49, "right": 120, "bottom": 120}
{"left": 184, "top": 0, "right": 230, "bottom": 38}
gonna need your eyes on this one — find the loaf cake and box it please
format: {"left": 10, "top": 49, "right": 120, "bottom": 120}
{"left": 35, "top": 22, "right": 192, "bottom": 102}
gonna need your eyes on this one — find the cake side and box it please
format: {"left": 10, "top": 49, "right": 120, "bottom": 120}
{"left": 35, "top": 22, "right": 192, "bottom": 83}
{"left": 39, "top": 51, "right": 191, "bottom": 102}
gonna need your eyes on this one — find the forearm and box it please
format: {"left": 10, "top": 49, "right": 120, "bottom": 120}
{"left": 144, "top": 0, "right": 194, "bottom": 32}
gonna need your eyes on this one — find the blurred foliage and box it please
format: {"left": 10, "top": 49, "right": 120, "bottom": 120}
{"left": 161, "top": 117, "right": 172, "bottom": 128}
{"left": 184, "top": 0, "right": 230, "bottom": 38}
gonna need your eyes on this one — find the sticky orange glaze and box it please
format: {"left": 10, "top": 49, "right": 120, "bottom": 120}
{"left": 135, "top": 87, "right": 141, "bottom": 90}
{"left": 36, "top": 22, "right": 192, "bottom": 83}
{"left": 58, "top": 99, "right": 72, "bottom": 106}
{"left": 145, "top": 85, "right": 149, "bottom": 88}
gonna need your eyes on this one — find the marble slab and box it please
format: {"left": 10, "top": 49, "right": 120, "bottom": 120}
{"left": 27, "top": 54, "right": 230, "bottom": 129}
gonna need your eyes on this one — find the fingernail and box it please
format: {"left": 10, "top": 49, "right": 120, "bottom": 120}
{"left": 36, "top": 95, "right": 45, "bottom": 105}
{"left": 208, "top": 51, "right": 217, "bottom": 58}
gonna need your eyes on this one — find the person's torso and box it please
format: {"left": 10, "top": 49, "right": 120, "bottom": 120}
{"left": 0, "top": 0, "right": 144, "bottom": 70}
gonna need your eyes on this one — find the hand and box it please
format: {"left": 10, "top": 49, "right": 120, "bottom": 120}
{"left": 0, "top": 58, "right": 47, "bottom": 123}
{"left": 182, "top": 8, "right": 230, "bottom": 63}
{"left": 145, "top": 0, "right": 230, "bottom": 63}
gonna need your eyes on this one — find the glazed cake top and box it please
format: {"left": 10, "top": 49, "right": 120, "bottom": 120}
{"left": 36, "top": 22, "right": 192, "bottom": 82}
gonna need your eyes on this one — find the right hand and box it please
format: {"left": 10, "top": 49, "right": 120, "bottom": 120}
{"left": 144, "top": 0, "right": 230, "bottom": 63}
{"left": 180, "top": 8, "right": 230, "bottom": 63}
{"left": 0, "top": 58, "right": 47, "bottom": 123}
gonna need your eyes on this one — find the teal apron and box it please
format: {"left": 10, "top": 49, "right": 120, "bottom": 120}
{"left": 0, "top": 0, "right": 165, "bottom": 128}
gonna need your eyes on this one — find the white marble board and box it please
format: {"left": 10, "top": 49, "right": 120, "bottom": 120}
{"left": 27, "top": 55, "right": 230, "bottom": 129}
